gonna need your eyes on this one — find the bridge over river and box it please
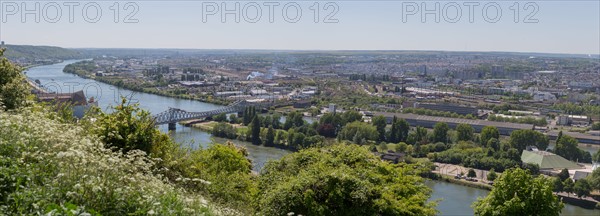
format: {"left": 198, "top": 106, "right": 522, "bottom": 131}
{"left": 153, "top": 100, "right": 272, "bottom": 130}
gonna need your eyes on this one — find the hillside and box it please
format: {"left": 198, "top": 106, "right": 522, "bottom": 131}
{"left": 3, "top": 44, "right": 81, "bottom": 61}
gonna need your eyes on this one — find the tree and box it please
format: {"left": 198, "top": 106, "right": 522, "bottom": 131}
{"left": 593, "top": 149, "right": 600, "bottom": 164}
{"left": 372, "top": 115, "right": 387, "bottom": 142}
{"left": 555, "top": 134, "right": 588, "bottom": 162}
{"left": 211, "top": 122, "right": 237, "bottom": 139}
{"left": 487, "top": 169, "right": 497, "bottom": 182}
{"left": 0, "top": 49, "right": 30, "bottom": 110}
{"left": 592, "top": 122, "right": 600, "bottom": 130}
{"left": 284, "top": 111, "right": 304, "bottom": 130}
{"left": 341, "top": 110, "right": 362, "bottom": 124}
{"left": 563, "top": 179, "right": 575, "bottom": 196}
{"left": 573, "top": 179, "right": 591, "bottom": 198}
{"left": 486, "top": 138, "right": 500, "bottom": 151}
{"left": 552, "top": 177, "right": 563, "bottom": 192}
{"left": 472, "top": 168, "right": 563, "bottom": 216}
{"left": 229, "top": 114, "right": 239, "bottom": 124}
{"left": 509, "top": 129, "right": 549, "bottom": 152}
{"left": 558, "top": 168, "right": 570, "bottom": 181}
{"left": 457, "top": 123, "right": 474, "bottom": 142}
{"left": 337, "top": 122, "right": 378, "bottom": 145}
{"left": 255, "top": 144, "right": 437, "bottom": 216}
{"left": 587, "top": 168, "right": 600, "bottom": 190}
{"left": 250, "top": 116, "right": 261, "bottom": 145}
{"left": 480, "top": 126, "right": 500, "bottom": 145}
{"left": 398, "top": 118, "right": 410, "bottom": 142}
{"left": 265, "top": 126, "right": 275, "bottom": 146}
{"left": 408, "top": 126, "right": 428, "bottom": 145}
{"left": 212, "top": 113, "right": 227, "bottom": 122}
{"left": 90, "top": 98, "right": 164, "bottom": 154}
{"left": 433, "top": 122, "right": 449, "bottom": 143}
{"left": 467, "top": 169, "right": 477, "bottom": 178}
{"left": 388, "top": 116, "right": 400, "bottom": 143}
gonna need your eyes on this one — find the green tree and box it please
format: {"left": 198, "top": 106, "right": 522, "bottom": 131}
{"left": 341, "top": 110, "right": 363, "bottom": 124}
{"left": 480, "top": 126, "right": 500, "bottom": 146}
{"left": 552, "top": 177, "right": 563, "bottom": 192}
{"left": 90, "top": 98, "right": 164, "bottom": 154}
{"left": 509, "top": 129, "right": 549, "bottom": 152}
{"left": 211, "top": 122, "right": 237, "bottom": 139}
{"left": 563, "top": 179, "right": 575, "bottom": 196}
{"left": 337, "top": 121, "right": 379, "bottom": 145}
{"left": 573, "top": 179, "right": 591, "bottom": 198}
{"left": 486, "top": 138, "right": 500, "bottom": 151}
{"left": 250, "top": 116, "right": 262, "bottom": 145}
{"left": 372, "top": 115, "right": 387, "bottom": 142}
{"left": 255, "top": 144, "right": 437, "bottom": 216}
{"left": 467, "top": 169, "right": 477, "bottom": 178}
{"left": 558, "top": 168, "right": 570, "bottom": 181}
{"left": 0, "top": 49, "right": 30, "bottom": 110}
{"left": 398, "top": 118, "right": 410, "bottom": 142}
{"left": 555, "top": 134, "right": 588, "bottom": 162}
{"left": 457, "top": 123, "right": 474, "bottom": 141}
{"left": 388, "top": 116, "right": 399, "bottom": 143}
{"left": 265, "top": 126, "right": 275, "bottom": 146}
{"left": 487, "top": 169, "right": 497, "bottom": 182}
{"left": 472, "top": 168, "right": 563, "bottom": 216}
{"left": 433, "top": 122, "right": 450, "bottom": 143}
{"left": 593, "top": 149, "right": 600, "bottom": 164}
{"left": 212, "top": 113, "right": 227, "bottom": 122}
{"left": 587, "top": 168, "right": 600, "bottom": 190}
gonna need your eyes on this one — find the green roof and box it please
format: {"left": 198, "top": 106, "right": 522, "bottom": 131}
{"left": 521, "top": 150, "right": 580, "bottom": 170}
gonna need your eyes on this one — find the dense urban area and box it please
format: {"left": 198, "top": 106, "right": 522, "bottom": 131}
{"left": 1, "top": 44, "right": 600, "bottom": 215}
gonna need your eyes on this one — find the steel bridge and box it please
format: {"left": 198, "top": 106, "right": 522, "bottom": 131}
{"left": 153, "top": 100, "right": 270, "bottom": 130}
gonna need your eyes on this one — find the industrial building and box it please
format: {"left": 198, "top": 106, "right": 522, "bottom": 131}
{"left": 413, "top": 102, "right": 478, "bottom": 116}
{"left": 376, "top": 112, "right": 534, "bottom": 136}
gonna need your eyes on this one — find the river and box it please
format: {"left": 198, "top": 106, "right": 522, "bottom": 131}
{"left": 25, "top": 60, "right": 598, "bottom": 215}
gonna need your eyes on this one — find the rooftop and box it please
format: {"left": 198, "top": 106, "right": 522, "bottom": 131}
{"left": 521, "top": 150, "right": 580, "bottom": 170}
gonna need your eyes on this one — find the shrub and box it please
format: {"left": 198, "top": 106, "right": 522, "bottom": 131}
{"left": 0, "top": 107, "right": 213, "bottom": 215}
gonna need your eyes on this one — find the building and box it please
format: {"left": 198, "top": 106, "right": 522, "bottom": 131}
{"left": 532, "top": 91, "right": 557, "bottom": 102}
{"left": 36, "top": 90, "right": 96, "bottom": 118}
{"left": 547, "top": 131, "right": 600, "bottom": 145}
{"left": 329, "top": 103, "right": 337, "bottom": 114}
{"left": 293, "top": 100, "right": 311, "bottom": 109}
{"left": 214, "top": 91, "right": 243, "bottom": 98}
{"left": 556, "top": 115, "right": 590, "bottom": 126}
{"left": 413, "top": 102, "right": 478, "bottom": 116}
{"left": 376, "top": 112, "right": 533, "bottom": 136}
{"left": 521, "top": 148, "right": 580, "bottom": 170}
{"left": 379, "top": 151, "right": 405, "bottom": 164}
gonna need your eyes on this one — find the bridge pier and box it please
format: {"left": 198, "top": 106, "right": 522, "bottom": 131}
{"left": 168, "top": 122, "right": 177, "bottom": 131}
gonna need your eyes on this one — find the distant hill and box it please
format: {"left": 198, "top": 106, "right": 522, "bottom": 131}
{"left": 2, "top": 44, "right": 82, "bottom": 61}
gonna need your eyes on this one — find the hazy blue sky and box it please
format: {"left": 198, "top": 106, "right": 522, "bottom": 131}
{"left": 1, "top": 1, "right": 598, "bottom": 54}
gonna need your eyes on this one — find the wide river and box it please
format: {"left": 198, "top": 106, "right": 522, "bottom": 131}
{"left": 26, "top": 60, "right": 598, "bottom": 215}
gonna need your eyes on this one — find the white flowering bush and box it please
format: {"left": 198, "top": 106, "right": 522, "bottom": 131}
{"left": 0, "top": 107, "right": 214, "bottom": 215}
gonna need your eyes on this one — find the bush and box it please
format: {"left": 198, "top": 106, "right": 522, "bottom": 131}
{"left": 211, "top": 122, "right": 237, "bottom": 139}
{"left": 0, "top": 107, "right": 213, "bottom": 215}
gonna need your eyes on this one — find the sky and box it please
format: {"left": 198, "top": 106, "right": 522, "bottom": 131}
{"left": 0, "top": 0, "right": 599, "bottom": 54}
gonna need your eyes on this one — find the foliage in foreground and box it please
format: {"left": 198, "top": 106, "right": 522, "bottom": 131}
{"left": 472, "top": 168, "right": 563, "bottom": 216}
{"left": 256, "top": 143, "right": 437, "bottom": 216}
{"left": 0, "top": 107, "right": 213, "bottom": 215}
{"left": 0, "top": 49, "right": 31, "bottom": 111}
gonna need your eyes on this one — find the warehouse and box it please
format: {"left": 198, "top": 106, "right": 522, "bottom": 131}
{"left": 376, "top": 112, "right": 534, "bottom": 136}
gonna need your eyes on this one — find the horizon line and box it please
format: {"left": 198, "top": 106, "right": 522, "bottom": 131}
{"left": 4, "top": 43, "right": 600, "bottom": 57}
